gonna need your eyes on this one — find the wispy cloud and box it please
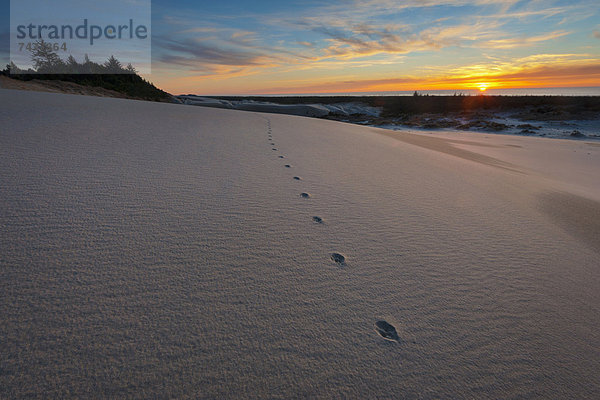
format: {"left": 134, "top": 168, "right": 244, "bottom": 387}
{"left": 311, "top": 20, "right": 498, "bottom": 59}
{"left": 480, "top": 30, "right": 571, "bottom": 49}
{"left": 156, "top": 38, "right": 267, "bottom": 67}
{"left": 272, "top": 2, "right": 576, "bottom": 61}
{"left": 252, "top": 59, "right": 600, "bottom": 94}
{"left": 156, "top": 1, "right": 578, "bottom": 67}
{"left": 149, "top": 0, "right": 600, "bottom": 94}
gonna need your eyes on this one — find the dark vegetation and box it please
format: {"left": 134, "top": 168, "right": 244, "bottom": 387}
{"left": 2, "top": 40, "right": 171, "bottom": 102}
{"left": 209, "top": 94, "right": 600, "bottom": 118}
{"left": 206, "top": 93, "right": 599, "bottom": 136}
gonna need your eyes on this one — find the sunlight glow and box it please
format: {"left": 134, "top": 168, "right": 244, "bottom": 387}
{"left": 144, "top": 1, "right": 600, "bottom": 95}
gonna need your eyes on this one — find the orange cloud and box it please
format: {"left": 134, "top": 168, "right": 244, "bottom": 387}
{"left": 150, "top": 1, "right": 598, "bottom": 95}
{"left": 211, "top": 61, "right": 600, "bottom": 95}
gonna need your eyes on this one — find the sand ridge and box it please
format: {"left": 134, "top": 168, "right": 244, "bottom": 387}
{"left": 372, "top": 127, "right": 522, "bottom": 173}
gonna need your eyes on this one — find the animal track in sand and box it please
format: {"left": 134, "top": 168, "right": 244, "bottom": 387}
{"left": 300, "top": 192, "right": 311, "bottom": 198}
{"left": 330, "top": 252, "right": 345, "bottom": 265}
{"left": 375, "top": 320, "right": 400, "bottom": 342}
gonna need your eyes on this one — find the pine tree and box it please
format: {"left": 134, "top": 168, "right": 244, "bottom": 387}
{"left": 31, "top": 40, "right": 63, "bottom": 72}
{"left": 9, "top": 61, "right": 22, "bottom": 74}
{"left": 104, "top": 55, "right": 123, "bottom": 73}
{"left": 65, "top": 55, "right": 78, "bottom": 73}
{"left": 66, "top": 55, "right": 78, "bottom": 66}
{"left": 126, "top": 63, "right": 137, "bottom": 74}
{"left": 82, "top": 54, "right": 93, "bottom": 73}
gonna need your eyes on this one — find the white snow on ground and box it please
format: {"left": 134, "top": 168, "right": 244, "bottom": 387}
{"left": 178, "top": 95, "right": 382, "bottom": 118}
{"left": 1, "top": 89, "right": 599, "bottom": 399}
{"left": 179, "top": 95, "right": 599, "bottom": 140}
{"left": 377, "top": 112, "right": 600, "bottom": 140}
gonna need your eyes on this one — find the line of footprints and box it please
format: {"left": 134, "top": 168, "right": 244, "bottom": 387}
{"left": 265, "top": 118, "right": 400, "bottom": 343}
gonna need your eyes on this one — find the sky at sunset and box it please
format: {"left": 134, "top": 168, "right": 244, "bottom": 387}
{"left": 2, "top": 0, "right": 599, "bottom": 95}
{"left": 149, "top": 0, "right": 600, "bottom": 95}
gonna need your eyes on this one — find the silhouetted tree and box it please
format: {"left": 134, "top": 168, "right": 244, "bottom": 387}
{"left": 8, "top": 50, "right": 170, "bottom": 101}
{"left": 104, "top": 55, "right": 123, "bottom": 73}
{"left": 126, "top": 63, "right": 137, "bottom": 74}
{"left": 31, "top": 40, "right": 63, "bottom": 72}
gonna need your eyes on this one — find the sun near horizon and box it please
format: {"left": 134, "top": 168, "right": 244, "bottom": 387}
{"left": 140, "top": 0, "right": 600, "bottom": 96}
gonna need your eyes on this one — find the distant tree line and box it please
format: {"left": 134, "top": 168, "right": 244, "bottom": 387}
{"left": 2, "top": 40, "right": 171, "bottom": 102}
{"left": 214, "top": 95, "right": 600, "bottom": 117}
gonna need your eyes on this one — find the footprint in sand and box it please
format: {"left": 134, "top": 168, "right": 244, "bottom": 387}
{"left": 300, "top": 192, "right": 311, "bottom": 198}
{"left": 293, "top": 176, "right": 301, "bottom": 180}
{"left": 312, "top": 216, "right": 324, "bottom": 224}
{"left": 374, "top": 320, "right": 400, "bottom": 342}
{"left": 330, "top": 252, "right": 345, "bottom": 265}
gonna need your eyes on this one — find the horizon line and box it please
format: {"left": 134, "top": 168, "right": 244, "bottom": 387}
{"left": 177, "top": 86, "right": 600, "bottom": 97}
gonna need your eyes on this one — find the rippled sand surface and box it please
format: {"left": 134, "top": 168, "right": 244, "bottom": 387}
{"left": 1, "top": 90, "right": 599, "bottom": 399}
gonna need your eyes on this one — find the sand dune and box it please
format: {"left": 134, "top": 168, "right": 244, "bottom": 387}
{"left": 1, "top": 89, "right": 599, "bottom": 399}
